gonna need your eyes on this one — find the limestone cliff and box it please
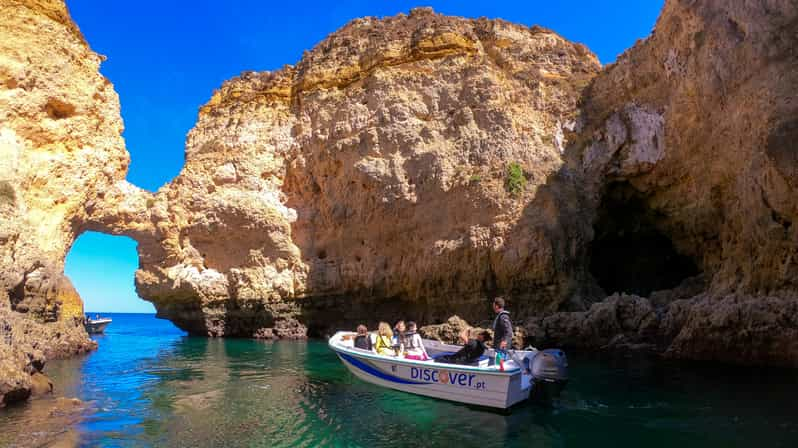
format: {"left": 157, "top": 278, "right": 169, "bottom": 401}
{"left": 3, "top": 0, "right": 798, "bottom": 409}
{"left": 0, "top": 0, "right": 124, "bottom": 404}
{"left": 534, "top": 0, "right": 798, "bottom": 365}
{"left": 104, "top": 8, "right": 599, "bottom": 338}
{"left": 125, "top": 1, "right": 796, "bottom": 367}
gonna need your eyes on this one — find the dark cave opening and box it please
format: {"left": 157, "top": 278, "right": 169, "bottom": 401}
{"left": 589, "top": 182, "right": 700, "bottom": 297}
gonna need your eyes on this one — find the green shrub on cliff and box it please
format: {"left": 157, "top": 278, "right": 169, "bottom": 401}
{"left": 505, "top": 162, "right": 526, "bottom": 196}
{"left": 0, "top": 181, "right": 15, "bottom": 206}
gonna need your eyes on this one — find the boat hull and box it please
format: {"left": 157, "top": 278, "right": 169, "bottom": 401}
{"left": 330, "top": 333, "right": 531, "bottom": 409}
{"left": 85, "top": 319, "right": 111, "bottom": 334}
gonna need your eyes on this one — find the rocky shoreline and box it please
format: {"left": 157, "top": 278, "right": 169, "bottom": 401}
{"left": 2, "top": 0, "right": 798, "bottom": 406}
{"left": 1, "top": 290, "right": 95, "bottom": 405}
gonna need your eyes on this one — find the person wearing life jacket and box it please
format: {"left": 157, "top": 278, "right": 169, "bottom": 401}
{"left": 402, "top": 321, "right": 430, "bottom": 360}
{"left": 374, "top": 322, "right": 396, "bottom": 356}
{"left": 492, "top": 297, "right": 513, "bottom": 353}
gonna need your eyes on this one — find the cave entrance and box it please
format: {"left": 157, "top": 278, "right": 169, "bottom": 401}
{"left": 589, "top": 182, "right": 699, "bottom": 297}
{"left": 65, "top": 231, "right": 155, "bottom": 314}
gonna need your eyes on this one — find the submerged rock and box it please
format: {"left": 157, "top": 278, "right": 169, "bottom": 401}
{"left": 0, "top": 341, "right": 31, "bottom": 405}
{"left": 29, "top": 373, "right": 53, "bottom": 397}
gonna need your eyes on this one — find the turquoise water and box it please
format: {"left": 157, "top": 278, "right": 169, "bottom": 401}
{"left": 2, "top": 313, "right": 798, "bottom": 447}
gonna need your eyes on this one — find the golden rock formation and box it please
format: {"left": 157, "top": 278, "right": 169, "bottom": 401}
{"left": 91, "top": 7, "right": 600, "bottom": 338}
{"left": 0, "top": 0, "right": 120, "bottom": 404}
{"left": 3, "top": 0, "right": 798, "bottom": 408}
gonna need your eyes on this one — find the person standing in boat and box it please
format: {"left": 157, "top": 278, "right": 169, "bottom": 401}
{"left": 492, "top": 297, "right": 513, "bottom": 352}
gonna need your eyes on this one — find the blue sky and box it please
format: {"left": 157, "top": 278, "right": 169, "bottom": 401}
{"left": 64, "top": 0, "right": 663, "bottom": 313}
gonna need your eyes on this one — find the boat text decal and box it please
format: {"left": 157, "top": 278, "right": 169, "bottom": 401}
{"left": 411, "top": 367, "right": 487, "bottom": 390}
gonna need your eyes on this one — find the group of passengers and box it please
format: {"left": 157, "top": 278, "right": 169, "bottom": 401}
{"left": 354, "top": 320, "right": 431, "bottom": 360}
{"left": 351, "top": 298, "right": 514, "bottom": 367}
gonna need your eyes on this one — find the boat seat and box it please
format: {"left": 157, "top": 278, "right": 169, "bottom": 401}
{"left": 474, "top": 355, "right": 490, "bottom": 368}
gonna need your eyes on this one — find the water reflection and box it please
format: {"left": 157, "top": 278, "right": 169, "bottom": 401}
{"left": 2, "top": 314, "right": 798, "bottom": 447}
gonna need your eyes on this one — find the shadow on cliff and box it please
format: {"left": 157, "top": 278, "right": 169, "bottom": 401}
{"left": 291, "top": 124, "right": 706, "bottom": 338}
{"left": 291, "top": 156, "right": 599, "bottom": 337}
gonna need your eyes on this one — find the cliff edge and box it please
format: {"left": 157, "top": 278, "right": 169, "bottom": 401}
{"left": 0, "top": 0, "right": 131, "bottom": 404}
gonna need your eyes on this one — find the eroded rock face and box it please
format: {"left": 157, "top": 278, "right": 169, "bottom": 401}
{"left": 112, "top": 8, "right": 601, "bottom": 337}
{"left": 67, "top": 3, "right": 798, "bottom": 367}
{"left": 0, "top": 290, "right": 96, "bottom": 406}
{"left": 0, "top": 0, "right": 124, "bottom": 404}
{"left": 560, "top": 0, "right": 798, "bottom": 365}
{"left": 579, "top": 0, "right": 798, "bottom": 294}
{"left": 0, "top": 0, "right": 130, "bottom": 304}
{"left": 3, "top": 0, "right": 798, "bottom": 378}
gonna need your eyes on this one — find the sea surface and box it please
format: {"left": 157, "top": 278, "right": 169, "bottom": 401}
{"left": 2, "top": 313, "right": 798, "bottom": 447}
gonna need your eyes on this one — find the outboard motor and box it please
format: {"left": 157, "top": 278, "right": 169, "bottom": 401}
{"left": 525, "top": 349, "right": 568, "bottom": 401}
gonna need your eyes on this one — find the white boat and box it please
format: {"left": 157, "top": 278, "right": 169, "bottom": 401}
{"left": 328, "top": 331, "right": 568, "bottom": 410}
{"left": 85, "top": 317, "right": 112, "bottom": 334}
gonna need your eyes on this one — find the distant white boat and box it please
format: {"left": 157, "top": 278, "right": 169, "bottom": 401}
{"left": 85, "top": 317, "right": 112, "bottom": 334}
{"left": 328, "top": 331, "right": 568, "bottom": 410}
